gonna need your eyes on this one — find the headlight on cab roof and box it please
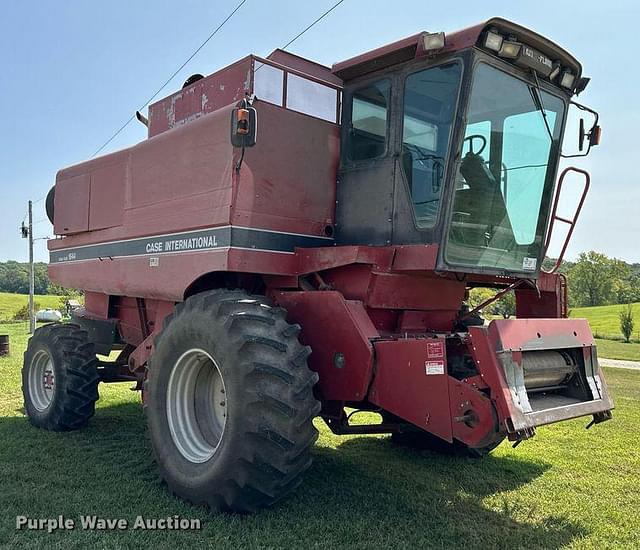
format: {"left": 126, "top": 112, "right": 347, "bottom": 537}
{"left": 478, "top": 29, "right": 577, "bottom": 92}
{"left": 423, "top": 32, "right": 445, "bottom": 52}
{"left": 483, "top": 29, "right": 503, "bottom": 52}
{"left": 498, "top": 40, "right": 522, "bottom": 59}
{"left": 560, "top": 70, "right": 576, "bottom": 89}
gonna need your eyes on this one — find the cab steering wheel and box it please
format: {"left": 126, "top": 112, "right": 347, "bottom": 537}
{"left": 464, "top": 134, "right": 487, "bottom": 156}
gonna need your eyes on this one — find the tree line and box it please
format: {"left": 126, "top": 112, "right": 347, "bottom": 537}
{"left": 0, "top": 261, "right": 72, "bottom": 296}
{"left": 558, "top": 251, "right": 640, "bottom": 308}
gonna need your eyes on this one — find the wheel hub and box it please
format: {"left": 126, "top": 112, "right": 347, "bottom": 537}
{"left": 29, "top": 349, "right": 55, "bottom": 411}
{"left": 166, "top": 348, "right": 227, "bottom": 463}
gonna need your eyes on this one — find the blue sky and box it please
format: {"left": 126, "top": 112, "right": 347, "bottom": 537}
{"left": 1, "top": 0, "right": 638, "bottom": 263}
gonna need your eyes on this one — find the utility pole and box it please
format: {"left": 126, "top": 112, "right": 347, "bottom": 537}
{"left": 28, "top": 200, "right": 35, "bottom": 334}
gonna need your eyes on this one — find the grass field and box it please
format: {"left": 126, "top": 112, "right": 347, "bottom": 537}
{"left": 0, "top": 323, "right": 638, "bottom": 549}
{"left": 595, "top": 338, "right": 640, "bottom": 362}
{"left": 570, "top": 302, "right": 640, "bottom": 361}
{"left": 0, "top": 292, "right": 62, "bottom": 322}
{"left": 571, "top": 302, "right": 640, "bottom": 341}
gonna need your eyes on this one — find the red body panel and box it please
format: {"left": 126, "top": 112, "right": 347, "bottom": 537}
{"left": 488, "top": 317, "right": 594, "bottom": 351}
{"left": 448, "top": 378, "right": 498, "bottom": 448}
{"left": 273, "top": 291, "right": 378, "bottom": 401}
{"left": 369, "top": 338, "right": 453, "bottom": 442}
{"left": 148, "top": 57, "right": 253, "bottom": 138}
{"left": 50, "top": 104, "right": 235, "bottom": 251}
{"left": 53, "top": 174, "right": 90, "bottom": 234}
{"left": 49, "top": 98, "right": 339, "bottom": 298}
{"left": 233, "top": 103, "right": 339, "bottom": 236}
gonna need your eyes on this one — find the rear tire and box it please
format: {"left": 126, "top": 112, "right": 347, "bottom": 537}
{"left": 22, "top": 323, "right": 100, "bottom": 431}
{"left": 146, "top": 289, "right": 320, "bottom": 513}
{"left": 391, "top": 430, "right": 504, "bottom": 458}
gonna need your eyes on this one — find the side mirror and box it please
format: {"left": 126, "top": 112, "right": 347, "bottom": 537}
{"left": 230, "top": 106, "right": 257, "bottom": 148}
{"left": 579, "top": 117, "right": 602, "bottom": 152}
{"left": 562, "top": 101, "right": 600, "bottom": 158}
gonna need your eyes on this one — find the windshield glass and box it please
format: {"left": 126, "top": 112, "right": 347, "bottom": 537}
{"left": 402, "top": 62, "right": 462, "bottom": 227}
{"left": 444, "top": 63, "right": 565, "bottom": 273}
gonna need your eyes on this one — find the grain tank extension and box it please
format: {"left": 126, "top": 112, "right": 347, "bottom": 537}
{"left": 24, "top": 18, "right": 612, "bottom": 512}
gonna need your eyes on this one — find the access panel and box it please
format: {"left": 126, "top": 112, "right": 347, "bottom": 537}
{"left": 53, "top": 173, "right": 90, "bottom": 235}
{"left": 369, "top": 337, "right": 453, "bottom": 442}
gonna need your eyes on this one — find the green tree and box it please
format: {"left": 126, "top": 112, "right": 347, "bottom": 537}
{"left": 617, "top": 272, "right": 640, "bottom": 304}
{"left": 0, "top": 261, "right": 79, "bottom": 295}
{"left": 468, "top": 288, "right": 516, "bottom": 318}
{"left": 567, "top": 251, "right": 630, "bottom": 307}
{"left": 468, "top": 288, "right": 494, "bottom": 309}
{"left": 620, "top": 304, "right": 635, "bottom": 343}
{"left": 491, "top": 291, "right": 516, "bottom": 319}
{"left": 13, "top": 301, "right": 42, "bottom": 321}
{"left": 0, "top": 261, "right": 25, "bottom": 293}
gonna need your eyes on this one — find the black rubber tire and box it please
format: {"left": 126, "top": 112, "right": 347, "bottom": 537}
{"left": 145, "top": 289, "right": 320, "bottom": 513}
{"left": 45, "top": 186, "right": 55, "bottom": 225}
{"left": 22, "top": 323, "right": 100, "bottom": 431}
{"left": 391, "top": 430, "right": 504, "bottom": 458}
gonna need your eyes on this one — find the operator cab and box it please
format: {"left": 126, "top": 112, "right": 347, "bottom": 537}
{"left": 333, "top": 18, "right": 599, "bottom": 277}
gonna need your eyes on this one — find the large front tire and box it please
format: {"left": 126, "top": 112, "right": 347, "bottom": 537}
{"left": 146, "top": 289, "right": 320, "bottom": 513}
{"left": 22, "top": 323, "right": 100, "bottom": 431}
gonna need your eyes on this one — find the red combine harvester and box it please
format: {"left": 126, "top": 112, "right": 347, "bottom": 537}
{"left": 24, "top": 17, "right": 612, "bottom": 512}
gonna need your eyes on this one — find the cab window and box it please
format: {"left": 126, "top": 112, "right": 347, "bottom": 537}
{"left": 347, "top": 79, "right": 390, "bottom": 161}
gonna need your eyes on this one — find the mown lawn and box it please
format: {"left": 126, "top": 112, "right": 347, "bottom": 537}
{"left": 0, "top": 292, "right": 62, "bottom": 322}
{"left": 571, "top": 302, "right": 640, "bottom": 341}
{"left": 0, "top": 323, "right": 638, "bottom": 549}
{"left": 595, "top": 338, "right": 640, "bottom": 362}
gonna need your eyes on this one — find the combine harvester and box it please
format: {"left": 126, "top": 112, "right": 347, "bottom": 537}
{"left": 24, "top": 17, "right": 612, "bottom": 512}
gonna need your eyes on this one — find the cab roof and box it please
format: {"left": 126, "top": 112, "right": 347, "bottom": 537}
{"left": 331, "top": 17, "right": 582, "bottom": 83}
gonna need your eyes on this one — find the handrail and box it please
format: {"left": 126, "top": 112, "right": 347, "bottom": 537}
{"left": 543, "top": 166, "right": 590, "bottom": 273}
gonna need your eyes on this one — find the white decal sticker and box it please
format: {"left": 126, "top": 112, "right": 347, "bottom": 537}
{"left": 523, "top": 257, "right": 537, "bottom": 271}
{"left": 149, "top": 257, "right": 159, "bottom": 267}
{"left": 425, "top": 360, "right": 445, "bottom": 375}
{"left": 427, "top": 341, "right": 444, "bottom": 359}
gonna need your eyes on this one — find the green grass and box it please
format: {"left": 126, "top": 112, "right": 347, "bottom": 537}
{"left": 0, "top": 292, "right": 62, "bottom": 323}
{"left": 570, "top": 303, "right": 640, "bottom": 361}
{"left": 0, "top": 324, "right": 639, "bottom": 548}
{"left": 595, "top": 338, "right": 640, "bottom": 362}
{"left": 571, "top": 302, "right": 640, "bottom": 341}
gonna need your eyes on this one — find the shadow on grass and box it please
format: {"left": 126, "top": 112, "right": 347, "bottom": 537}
{"left": 0, "top": 401, "right": 587, "bottom": 549}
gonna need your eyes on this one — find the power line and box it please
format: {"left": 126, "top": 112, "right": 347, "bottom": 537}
{"left": 91, "top": 0, "right": 248, "bottom": 159}
{"left": 254, "top": 0, "right": 348, "bottom": 76}
{"left": 280, "top": 0, "right": 346, "bottom": 51}
{"left": 90, "top": 0, "right": 346, "bottom": 159}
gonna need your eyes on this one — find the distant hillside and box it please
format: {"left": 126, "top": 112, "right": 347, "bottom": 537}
{"left": 571, "top": 302, "right": 640, "bottom": 340}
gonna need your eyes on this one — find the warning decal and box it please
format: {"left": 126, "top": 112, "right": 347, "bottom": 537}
{"left": 425, "top": 360, "right": 445, "bottom": 375}
{"left": 426, "top": 341, "right": 444, "bottom": 359}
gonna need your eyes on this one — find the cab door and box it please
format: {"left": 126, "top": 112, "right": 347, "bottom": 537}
{"left": 335, "top": 78, "right": 395, "bottom": 246}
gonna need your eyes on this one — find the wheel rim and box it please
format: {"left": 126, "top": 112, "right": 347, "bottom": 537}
{"left": 166, "top": 348, "right": 227, "bottom": 463}
{"left": 29, "top": 349, "right": 55, "bottom": 411}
